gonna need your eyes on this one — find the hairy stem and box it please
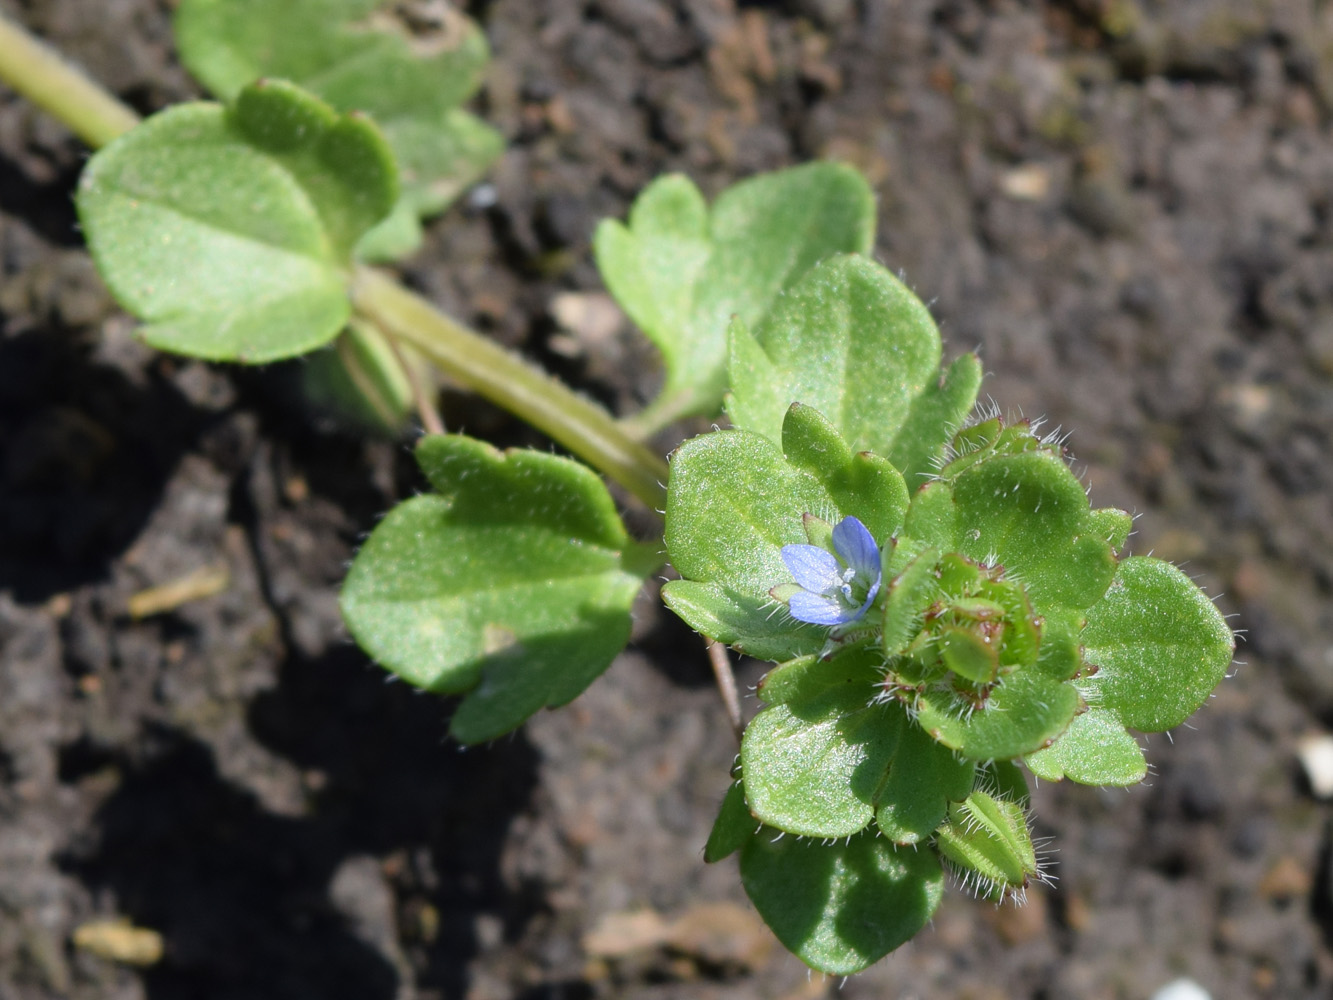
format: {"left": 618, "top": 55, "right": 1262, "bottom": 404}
{"left": 352, "top": 268, "right": 668, "bottom": 509}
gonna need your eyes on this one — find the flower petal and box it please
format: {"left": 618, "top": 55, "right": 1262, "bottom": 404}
{"left": 832, "top": 516, "right": 881, "bottom": 583}
{"left": 781, "top": 544, "right": 843, "bottom": 594}
{"left": 851, "top": 576, "right": 881, "bottom": 623}
{"left": 789, "top": 590, "right": 853, "bottom": 625}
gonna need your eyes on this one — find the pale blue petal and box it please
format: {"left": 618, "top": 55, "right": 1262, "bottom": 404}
{"left": 851, "top": 577, "right": 881, "bottom": 622}
{"left": 789, "top": 591, "right": 852, "bottom": 626}
{"left": 781, "top": 544, "right": 842, "bottom": 594}
{"left": 832, "top": 516, "right": 881, "bottom": 582}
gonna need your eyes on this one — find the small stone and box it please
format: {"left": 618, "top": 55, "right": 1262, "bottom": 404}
{"left": 1000, "top": 164, "right": 1051, "bottom": 201}
{"left": 1151, "top": 979, "right": 1211, "bottom": 1000}
{"left": 1298, "top": 734, "right": 1333, "bottom": 799}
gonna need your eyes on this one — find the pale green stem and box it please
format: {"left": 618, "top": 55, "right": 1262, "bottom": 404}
{"left": 0, "top": 14, "right": 139, "bottom": 147}
{"left": 352, "top": 267, "right": 668, "bottom": 509}
{"left": 618, "top": 384, "right": 712, "bottom": 441}
{"left": 0, "top": 12, "right": 670, "bottom": 511}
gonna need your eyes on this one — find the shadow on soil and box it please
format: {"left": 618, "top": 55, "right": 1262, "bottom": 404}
{"left": 59, "top": 645, "right": 542, "bottom": 1000}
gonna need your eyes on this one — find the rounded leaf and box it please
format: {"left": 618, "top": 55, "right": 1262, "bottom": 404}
{"left": 740, "top": 828, "right": 943, "bottom": 974}
{"left": 78, "top": 87, "right": 396, "bottom": 362}
{"left": 1081, "top": 556, "right": 1234, "bottom": 733}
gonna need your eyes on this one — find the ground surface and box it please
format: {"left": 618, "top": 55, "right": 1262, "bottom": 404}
{"left": 1, "top": 1, "right": 1333, "bottom": 997}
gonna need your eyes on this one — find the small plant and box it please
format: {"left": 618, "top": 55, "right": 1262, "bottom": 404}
{"left": 0, "top": 4, "right": 1234, "bottom": 977}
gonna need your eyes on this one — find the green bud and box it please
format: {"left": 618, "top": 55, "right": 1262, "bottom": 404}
{"left": 934, "top": 789, "right": 1042, "bottom": 902}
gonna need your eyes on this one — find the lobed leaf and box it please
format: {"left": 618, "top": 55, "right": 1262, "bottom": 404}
{"left": 949, "top": 451, "right": 1117, "bottom": 612}
{"left": 727, "top": 255, "right": 944, "bottom": 458}
{"left": 597, "top": 165, "right": 875, "bottom": 421}
{"left": 77, "top": 83, "right": 397, "bottom": 362}
{"left": 663, "top": 429, "right": 837, "bottom": 656}
{"left": 740, "top": 826, "right": 943, "bottom": 974}
{"left": 176, "top": 0, "right": 502, "bottom": 260}
{"left": 340, "top": 434, "right": 651, "bottom": 743}
{"left": 741, "top": 669, "right": 899, "bottom": 839}
{"left": 742, "top": 649, "right": 973, "bottom": 842}
{"left": 1024, "top": 707, "right": 1147, "bottom": 786}
{"left": 781, "top": 403, "right": 910, "bottom": 544}
{"left": 873, "top": 715, "right": 976, "bottom": 844}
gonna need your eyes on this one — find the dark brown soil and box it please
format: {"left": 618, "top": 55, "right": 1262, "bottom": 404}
{"left": 3, "top": 1, "right": 1333, "bottom": 997}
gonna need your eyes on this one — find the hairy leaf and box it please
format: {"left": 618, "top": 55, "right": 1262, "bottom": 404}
{"left": 340, "top": 435, "right": 650, "bottom": 742}
{"left": 664, "top": 429, "right": 838, "bottom": 656}
{"left": 727, "top": 255, "right": 943, "bottom": 457}
{"left": 1081, "top": 555, "right": 1234, "bottom": 732}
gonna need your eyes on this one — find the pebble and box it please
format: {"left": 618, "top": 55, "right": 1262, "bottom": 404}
{"left": 1151, "top": 978, "right": 1211, "bottom": 1000}
{"left": 1297, "top": 734, "right": 1333, "bottom": 799}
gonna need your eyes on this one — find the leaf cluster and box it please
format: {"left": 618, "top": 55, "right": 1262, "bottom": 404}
{"left": 663, "top": 254, "right": 1235, "bottom": 972}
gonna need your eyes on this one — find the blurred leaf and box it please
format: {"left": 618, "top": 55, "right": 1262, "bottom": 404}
{"left": 77, "top": 82, "right": 397, "bottom": 361}
{"left": 704, "top": 782, "right": 755, "bottom": 863}
{"left": 301, "top": 319, "right": 417, "bottom": 435}
{"left": 177, "top": 0, "right": 502, "bottom": 261}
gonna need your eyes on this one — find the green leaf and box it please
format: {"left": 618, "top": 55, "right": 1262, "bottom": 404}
{"left": 874, "top": 716, "right": 975, "bottom": 845}
{"left": 742, "top": 651, "right": 974, "bottom": 842}
{"left": 704, "top": 782, "right": 756, "bottom": 863}
{"left": 663, "top": 429, "right": 838, "bottom": 656}
{"left": 660, "top": 579, "right": 822, "bottom": 663}
{"left": 887, "top": 353, "right": 984, "bottom": 486}
{"left": 880, "top": 542, "right": 941, "bottom": 654}
{"left": 781, "top": 403, "right": 910, "bottom": 544}
{"left": 1081, "top": 556, "right": 1235, "bottom": 733}
{"left": 77, "top": 84, "right": 397, "bottom": 362}
{"left": 741, "top": 665, "right": 897, "bottom": 838}
{"left": 740, "top": 827, "right": 943, "bottom": 974}
{"left": 756, "top": 650, "right": 881, "bottom": 706}
{"left": 340, "top": 434, "right": 650, "bottom": 743}
{"left": 177, "top": 0, "right": 501, "bottom": 261}
{"left": 1025, "top": 707, "right": 1147, "bottom": 786}
{"left": 596, "top": 164, "right": 875, "bottom": 420}
{"left": 901, "top": 481, "right": 958, "bottom": 551}
{"left": 357, "top": 109, "right": 503, "bottom": 260}
{"left": 950, "top": 451, "right": 1117, "bottom": 612}
{"left": 727, "top": 255, "right": 943, "bottom": 457}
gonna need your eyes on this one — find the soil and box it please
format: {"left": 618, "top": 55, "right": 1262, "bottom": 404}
{"left": 2, "top": 0, "right": 1333, "bottom": 997}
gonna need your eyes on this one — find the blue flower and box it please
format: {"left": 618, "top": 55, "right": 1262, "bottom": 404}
{"left": 778, "top": 516, "right": 883, "bottom": 627}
